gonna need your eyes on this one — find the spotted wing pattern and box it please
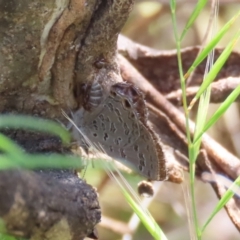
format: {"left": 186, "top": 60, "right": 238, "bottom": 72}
{"left": 73, "top": 81, "right": 167, "bottom": 181}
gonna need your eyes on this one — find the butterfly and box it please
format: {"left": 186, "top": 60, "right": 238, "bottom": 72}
{"left": 71, "top": 80, "right": 167, "bottom": 181}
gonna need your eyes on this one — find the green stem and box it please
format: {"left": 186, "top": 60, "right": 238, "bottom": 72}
{"left": 170, "top": 1, "right": 200, "bottom": 238}
{"left": 189, "top": 147, "right": 201, "bottom": 239}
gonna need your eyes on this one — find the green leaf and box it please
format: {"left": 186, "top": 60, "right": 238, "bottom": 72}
{"left": 0, "top": 134, "right": 24, "bottom": 158}
{"left": 122, "top": 188, "right": 167, "bottom": 240}
{"left": 193, "top": 84, "right": 240, "bottom": 144}
{"left": 184, "top": 10, "right": 240, "bottom": 79}
{"left": 0, "top": 115, "right": 70, "bottom": 144}
{"left": 170, "top": 0, "right": 176, "bottom": 14}
{"left": 191, "top": 81, "right": 212, "bottom": 162}
{"left": 0, "top": 153, "right": 84, "bottom": 170}
{"left": 180, "top": 0, "right": 207, "bottom": 41}
{"left": 189, "top": 30, "right": 240, "bottom": 108}
{"left": 201, "top": 175, "right": 240, "bottom": 233}
{"left": 101, "top": 160, "right": 168, "bottom": 240}
{"left": 0, "top": 233, "right": 25, "bottom": 240}
{"left": 0, "top": 219, "right": 26, "bottom": 240}
{"left": 0, "top": 134, "right": 28, "bottom": 167}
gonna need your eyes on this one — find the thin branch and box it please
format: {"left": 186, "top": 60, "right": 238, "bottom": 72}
{"left": 166, "top": 77, "right": 240, "bottom": 105}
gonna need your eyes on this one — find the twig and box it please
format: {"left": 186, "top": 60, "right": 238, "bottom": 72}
{"left": 166, "top": 77, "right": 240, "bottom": 105}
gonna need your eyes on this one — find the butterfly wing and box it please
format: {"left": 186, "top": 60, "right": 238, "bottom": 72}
{"left": 103, "top": 123, "right": 167, "bottom": 181}
{"left": 73, "top": 81, "right": 167, "bottom": 181}
{"left": 82, "top": 97, "right": 140, "bottom": 148}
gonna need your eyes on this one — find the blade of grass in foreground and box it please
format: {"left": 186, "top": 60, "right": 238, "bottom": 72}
{"left": 0, "top": 154, "right": 84, "bottom": 170}
{"left": 190, "top": 0, "right": 219, "bottom": 160}
{"left": 19, "top": 153, "right": 84, "bottom": 169}
{"left": 0, "top": 231, "right": 26, "bottom": 240}
{"left": 189, "top": 30, "right": 240, "bottom": 109}
{"left": 201, "top": 174, "right": 240, "bottom": 233}
{"left": 184, "top": 10, "right": 240, "bottom": 79}
{"left": 171, "top": 0, "right": 199, "bottom": 238}
{"left": 0, "top": 233, "right": 25, "bottom": 240}
{"left": 193, "top": 84, "right": 240, "bottom": 144}
{"left": 180, "top": 0, "right": 207, "bottom": 41}
{"left": 191, "top": 86, "right": 212, "bottom": 162}
{"left": 0, "top": 133, "right": 83, "bottom": 170}
{"left": 122, "top": 189, "right": 167, "bottom": 240}
{"left": 0, "top": 134, "right": 24, "bottom": 158}
{"left": 104, "top": 160, "right": 168, "bottom": 240}
{"left": 188, "top": 87, "right": 212, "bottom": 237}
{"left": 0, "top": 219, "right": 26, "bottom": 240}
{"left": 0, "top": 131, "right": 84, "bottom": 170}
{"left": 170, "top": 0, "right": 192, "bottom": 144}
{"left": 0, "top": 155, "right": 22, "bottom": 169}
{"left": 0, "top": 115, "right": 70, "bottom": 144}
{"left": 0, "top": 133, "right": 35, "bottom": 167}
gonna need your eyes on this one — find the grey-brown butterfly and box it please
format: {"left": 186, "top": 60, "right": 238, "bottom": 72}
{"left": 72, "top": 80, "right": 167, "bottom": 181}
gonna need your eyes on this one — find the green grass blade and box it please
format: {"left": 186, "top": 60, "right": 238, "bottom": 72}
{"left": 0, "top": 233, "right": 25, "bottom": 240}
{"left": 103, "top": 160, "right": 168, "bottom": 240}
{"left": 192, "top": 67, "right": 212, "bottom": 161}
{"left": 170, "top": 0, "right": 176, "bottom": 17}
{"left": 180, "top": 0, "right": 207, "bottom": 41}
{"left": 0, "top": 115, "right": 70, "bottom": 144}
{"left": 193, "top": 84, "right": 240, "bottom": 144}
{"left": 184, "top": 10, "right": 240, "bottom": 79}
{"left": 0, "top": 153, "right": 84, "bottom": 170}
{"left": 0, "top": 134, "right": 24, "bottom": 157}
{"left": 19, "top": 153, "right": 84, "bottom": 169}
{"left": 189, "top": 30, "right": 240, "bottom": 108}
{"left": 171, "top": 0, "right": 200, "bottom": 237}
{"left": 0, "top": 218, "right": 26, "bottom": 240}
{"left": 170, "top": 0, "right": 192, "bottom": 145}
{"left": 0, "top": 155, "right": 21, "bottom": 169}
{"left": 122, "top": 189, "right": 167, "bottom": 240}
{"left": 0, "top": 133, "right": 83, "bottom": 170}
{"left": 201, "top": 175, "right": 240, "bottom": 233}
{"left": 0, "top": 133, "right": 31, "bottom": 167}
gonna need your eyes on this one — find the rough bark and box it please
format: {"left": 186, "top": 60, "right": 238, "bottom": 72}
{"left": 0, "top": 169, "right": 100, "bottom": 240}
{"left": 0, "top": 0, "right": 134, "bottom": 239}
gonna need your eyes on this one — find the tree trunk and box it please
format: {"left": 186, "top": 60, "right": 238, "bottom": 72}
{"left": 0, "top": 0, "right": 133, "bottom": 239}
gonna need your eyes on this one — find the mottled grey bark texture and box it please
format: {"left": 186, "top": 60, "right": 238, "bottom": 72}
{"left": 0, "top": 0, "right": 134, "bottom": 239}
{"left": 0, "top": 169, "right": 100, "bottom": 240}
